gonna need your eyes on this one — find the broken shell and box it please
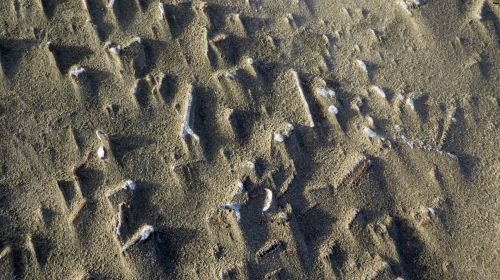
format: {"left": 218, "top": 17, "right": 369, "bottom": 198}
{"left": 262, "top": 188, "right": 273, "bottom": 213}
{"left": 399, "top": 0, "right": 412, "bottom": 15}
{"left": 356, "top": 59, "right": 368, "bottom": 74}
{"left": 365, "top": 115, "right": 374, "bottom": 126}
{"left": 363, "top": 127, "right": 384, "bottom": 141}
{"left": 212, "top": 33, "right": 228, "bottom": 42}
{"left": 106, "top": 0, "right": 115, "bottom": 9}
{"left": 138, "top": 225, "right": 154, "bottom": 241}
{"left": 273, "top": 133, "right": 285, "bottom": 143}
{"left": 405, "top": 98, "right": 415, "bottom": 110}
{"left": 277, "top": 211, "right": 289, "bottom": 223}
{"left": 322, "top": 34, "right": 329, "bottom": 45}
{"left": 370, "top": 86, "right": 386, "bottom": 99}
{"left": 284, "top": 123, "right": 294, "bottom": 136}
{"left": 291, "top": 70, "right": 315, "bottom": 127}
{"left": 109, "top": 46, "right": 120, "bottom": 55}
{"left": 181, "top": 87, "right": 200, "bottom": 142}
{"left": 319, "top": 88, "right": 336, "bottom": 99}
{"left": 115, "top": 203, "right": 126, "bottom": 237}
{"left": 219, "top": 203, "right": 242, "bottom": 222}
{"left": 95, "top": 130, "right": 109, "bottom": 141}
{"left": 69, "top": 67, "right": 85, "bottom": 77}
{"left": 123, "top": 180, "right": 137, "bottom": 191}
{"left": 235, "top": 181, "right": 244, "bottom": 194}
{"left": 328, "top": 105, "right": 339, "bottom": 115}
{"left": 122, "top": 225, "right": 155, "bottom": 251}
{"left": 274, "top": 123, "right": 294, "bottom": 143}
{"left": 97, "top": 146, "right": 106, "bottom": 159}
{"left": 132, "top": 37, "right": 142, "bottom": 44}
{"left": 159, "top": 3, "right": 165, "bottom": 18}
{"left": 225, "top": 72, "right": 236, "bottom": 79}
{"left": 246, "top": 161, "right": 255, "bottom": 170}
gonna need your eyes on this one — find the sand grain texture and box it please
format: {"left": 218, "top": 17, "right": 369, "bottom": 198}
{"left": 0, "top": 0, "right": 499, "bottom": 279}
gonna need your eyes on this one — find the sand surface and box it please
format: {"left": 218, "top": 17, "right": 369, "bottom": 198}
{"left": 0, "top": 0, "right": 499, "bottom": 279}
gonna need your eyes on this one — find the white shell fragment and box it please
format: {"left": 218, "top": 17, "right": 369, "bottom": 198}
{"left": 95, "top": 130, "right": 109, "bottom": 141}
{"left": 132, "top": 37, "right": 142, "bottom": 44}
{"left": 104, "top": 41, "right": 121, "bottom": 55}
{"left": 365, "top": 115, "right": 374, "bottom": 126}
{"left": 370, "top": 86, "right": 387, "bottom": 99}
{"left": 246, "top": 161, "right": 255, "bottom": 170}
{"left": 363, "top": 127, "right": 377, "bottom": 138}
{"left": 115, "top": 219, "right": 123, "bottom": 237}
{"left": 400, "top": 134, "right": 457, "bottom": 160}
{"left": 262, "top": 188, "right": 273, "bottom": 213}
{"left": 219, "top": 203, "right": 242, "bottom": 222}
{"left": 115, "top": 203, "right": 126, "bottom": 237}
{"left": 123, "top": 180, "right": 137, "bottom": 191}
{"left": 122, "top": 225, "right": 155, "bottom": 251}
{"left": 181, "top": 87, "right": 200, "bottom": 142}
{"left": 401, "top": 135, "right": 415, "bottom": 149}
{"left": 107, "top": 0, "right": 115, "bottom": 9}
{"left": 405, "top": 98, "right": 415, "bottom": 110}
{"left": 328, "top": 105, "right": 339, "bottom": 115}
{"left": 356, "top": 60, "right": 368, "bottom": 74}
{"left": 159, "top": 3, "right": 165, "bottom": 18}
{"left": 70, "top": 67, "right": 85, "bottom": 77}
{"left": 273, "top": 133, "right": 285, "bottom": 142}
{"left": 291, "top": 70, "right": 315, "bottom": 128}
{"left": 97, "top": 146, "right": 106, "bottom": 159}
{"left": 284, "top": 123, "right": 294, "bottom": 136}
{"left": 363, "top": 127, "right": 385, "bottom": 141}
{"left": 273, "top": 123, "right": 294, "bottom": 143}
{"left": 322, "top": 34, "right": 329, "bottom": 45}
{"left": 225, "top": 72, "right": 236, "bottom": 79}
{"left": 342, "top": 7, "right": 350, "bottom": 16}
{"left": 138, "top": 225, "right": 154, "bottom": 241}
{"left": 399, "top": 0, "right": 413, "bottom": 16}
{"left": 211, "top": 33, "right": 228, "bottom": 43}
{"left": 235, "top": 181, "right": 244, "bottom": 194}
{"left": 319, "top": 88, "right": 336, "bottom": 99}
{"left": 109, "top": 46, "right": 120, "bottom": 55}
{"left": 107, "top": 180, "right": 137, "bottom": 197}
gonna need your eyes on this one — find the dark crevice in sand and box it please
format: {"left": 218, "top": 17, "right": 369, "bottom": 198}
{"left": 109, "top": 135, "right": 155, "bottom": 167}
{"left": 0, "top": 39, "right": 37, "bottom": 79}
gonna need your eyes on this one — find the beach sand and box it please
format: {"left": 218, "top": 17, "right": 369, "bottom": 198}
{"left": 0, "top": 0, "right": 499, "bottom": 279}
